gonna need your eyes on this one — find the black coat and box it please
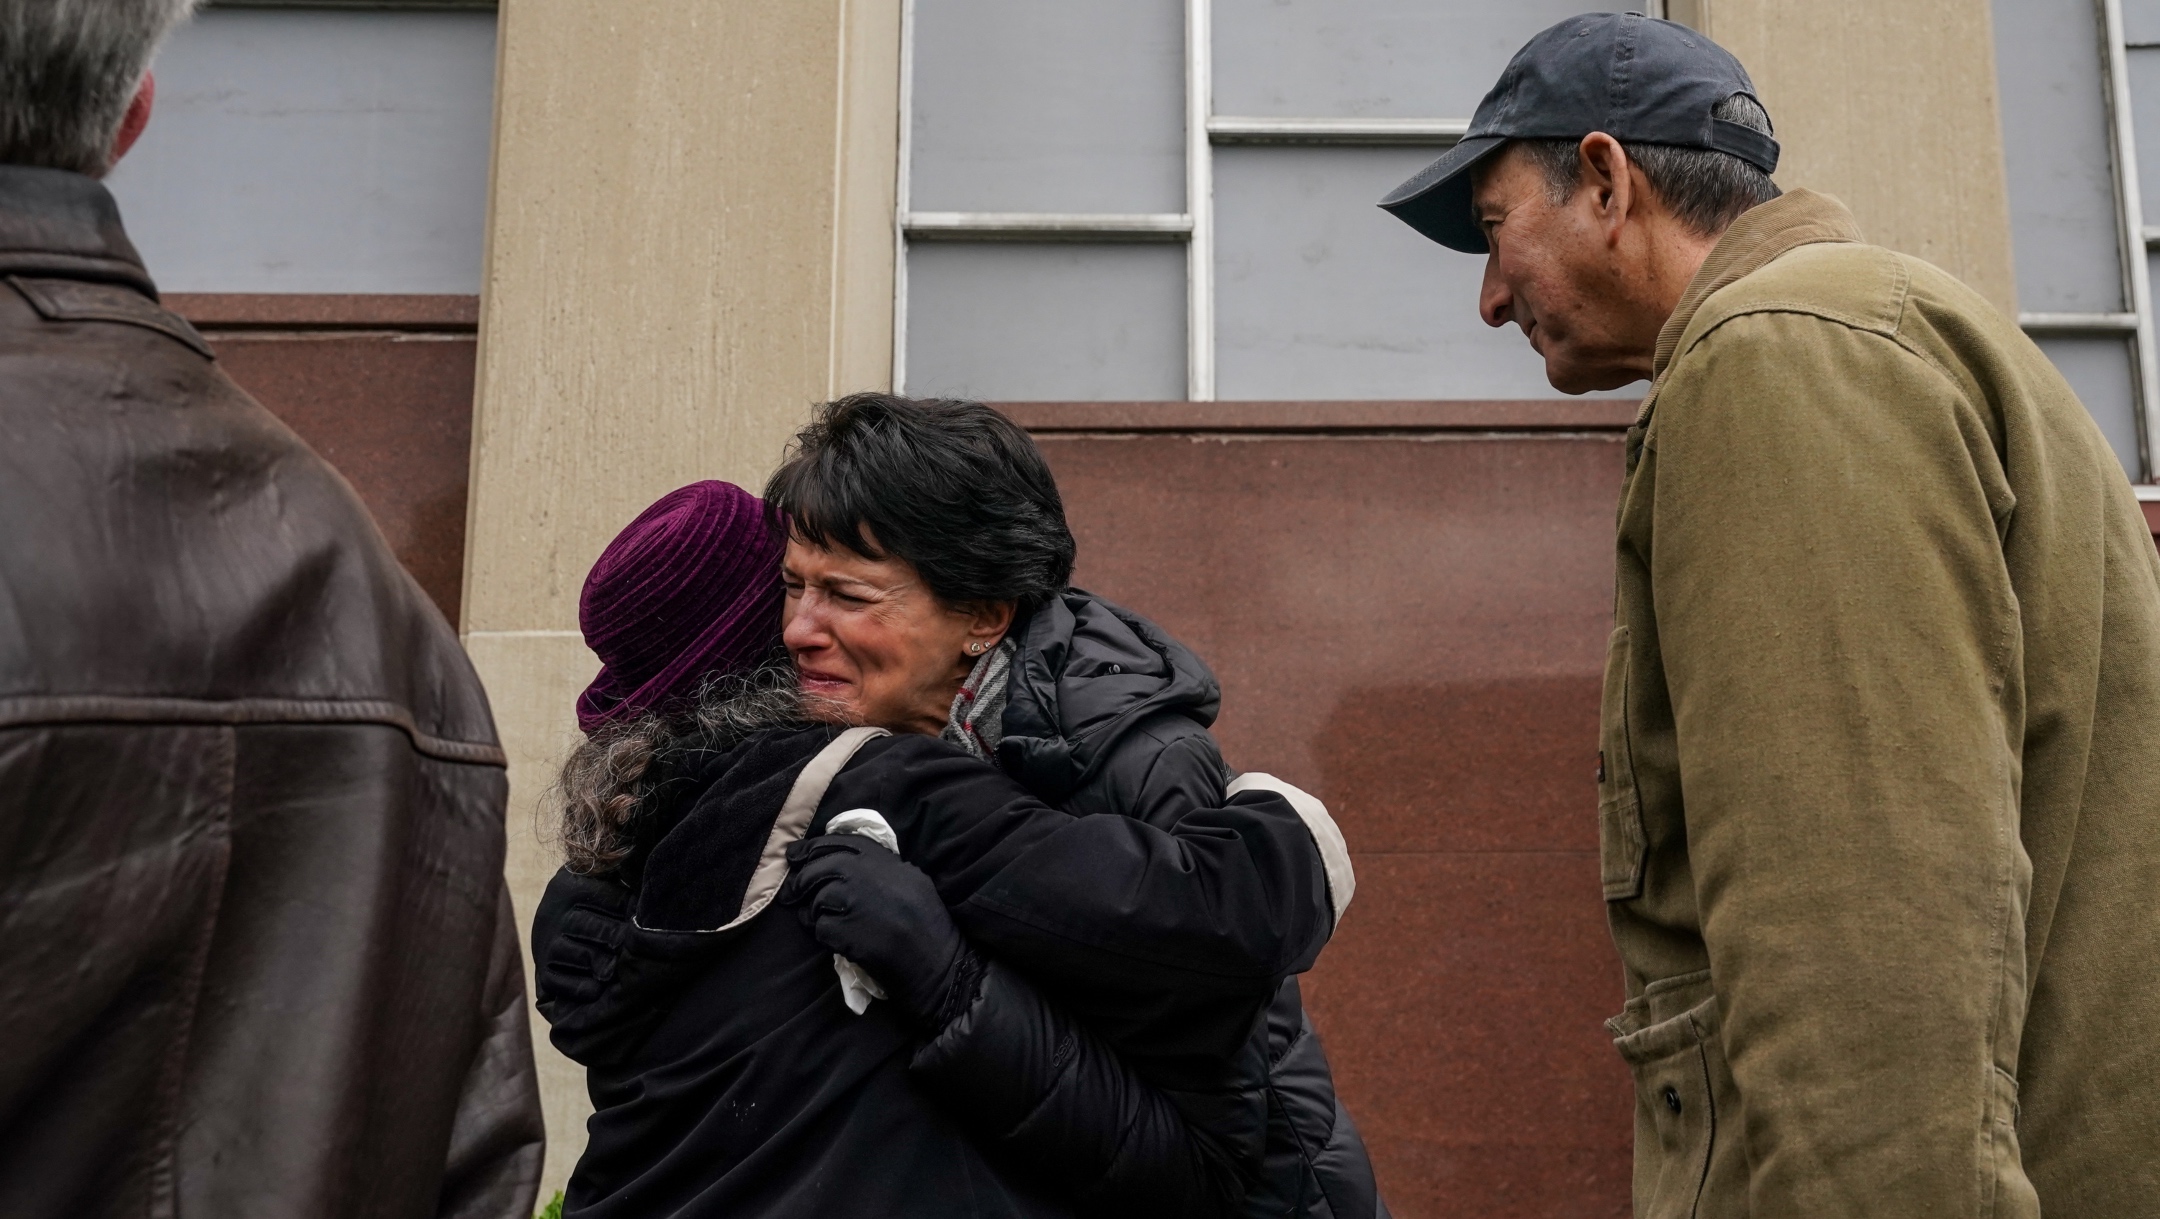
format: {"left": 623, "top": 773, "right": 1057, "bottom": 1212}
{"left": 534, "top": 724, "right": 1337, "bottom": 1218}
{"left": 998, "top": 591, "right": 1388, "bottom": 1219}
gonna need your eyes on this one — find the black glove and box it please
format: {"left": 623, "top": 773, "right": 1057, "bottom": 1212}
{"left": 779, "top": 835, "right": 979, "bottom": 1030}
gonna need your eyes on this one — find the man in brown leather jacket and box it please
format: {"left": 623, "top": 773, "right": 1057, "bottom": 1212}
{"left": 0, "top": 3, "right": 544, "bottom": 1216}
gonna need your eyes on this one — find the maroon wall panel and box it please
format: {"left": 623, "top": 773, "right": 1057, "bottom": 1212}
{"left": 174, "top": 296, "right": 479, "bottom": 626}
{"left": 209, "top": 334, "right": 475, "bottom": 625}
{"left": 1035, "top": 427, "right": 1633, "bottom": 1217}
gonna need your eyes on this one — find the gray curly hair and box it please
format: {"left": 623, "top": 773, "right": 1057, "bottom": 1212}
{"left": 0, "top": 0, "right": 198, "bottom": 175}
{"left": 554, "top": 655, "right": 812, "bottom": 876}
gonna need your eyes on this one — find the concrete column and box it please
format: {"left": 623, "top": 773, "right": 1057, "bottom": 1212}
{"left": 462, "top": 0, "right": 900, "bottom": 1199}
{"left": 1688, "top": 0, "right": 2018, "bottom": 315}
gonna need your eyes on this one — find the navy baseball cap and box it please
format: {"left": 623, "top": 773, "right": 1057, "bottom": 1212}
{"left": 1379, "top": 12, "right": 1777, "bottom": 253}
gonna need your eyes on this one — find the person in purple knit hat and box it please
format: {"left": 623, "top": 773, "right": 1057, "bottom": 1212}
{"left": 532, "top": 472, "right": 1349, "bottom": 1219}
{"left": 573, "top": 479, "right": 788, "bottom": 735}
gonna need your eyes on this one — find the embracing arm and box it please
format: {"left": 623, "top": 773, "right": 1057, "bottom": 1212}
{"left": 913, "top": 958, "right": 1242, "bottom": 1218}
{"left": 823, "top": 734, "right": 1341, "bottom": 993}
{"left": 780, "top": 836, "right": 1242, "bottom": 1217}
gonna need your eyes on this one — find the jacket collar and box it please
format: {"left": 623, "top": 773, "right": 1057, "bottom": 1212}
{"left": 0, "top": 164, "right": 157, "bottom": 298}
{"left": 1649, "top": 188, "right": 1865, "bottom": 386}
{"left": 999, "top": 589, "right": 1221, "bottom": 804}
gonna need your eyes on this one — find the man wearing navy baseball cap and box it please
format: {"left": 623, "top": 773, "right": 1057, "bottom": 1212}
{"left": 1384, "top": 13, "right": 2160, "bottom": 1219}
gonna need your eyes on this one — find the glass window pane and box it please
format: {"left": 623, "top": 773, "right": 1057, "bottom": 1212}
{"left": 105, "top": 7, "right": 496, "bottom": 294}
{"left": 1992, "top": 0, "right": 2126, "bottom": 313}
{"left": 2125, "top": 0, "right": 2160, "bottom": 47}
{"left": 1212, "top": 145, "right": 1635, "bottom": 400}
{"left": 910, "top": 0, "right": 1183, "bottom": 214}
{"left": 1212, "top": 0, "right": 1620, "bottom": 119}
{"left": 2037, "top": 334, "right": 2140, "bottom": 475}
{"left": 2130, "top": 47, "right": 2160, "bottom": 226}
{"left": 905, "top": 244, "right": 1186, "bottom": 400}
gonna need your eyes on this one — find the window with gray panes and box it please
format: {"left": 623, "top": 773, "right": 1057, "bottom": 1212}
{"left": 897, "top": 0, "right": 1653, "bottom": 403}
{"left": 104, "top": 2, "right": 497, "bottom": 293}
{"left": 2131, "top": 0, "right": 2160, "bottom": 480}
{"left": 1993, "top": 0, "right": 2160, "bottom": 479}
{"left": 904, "top": 0, "right": 1189, "bottom": 401}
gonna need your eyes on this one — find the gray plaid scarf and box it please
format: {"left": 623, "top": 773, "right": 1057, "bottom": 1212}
{"left": 942, "top": 637, "right": 1016, "bottom": 761}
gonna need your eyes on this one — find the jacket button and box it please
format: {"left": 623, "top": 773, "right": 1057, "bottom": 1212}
{"left": 1663, "top": 1085, "right": 1683, "bottom": 1114}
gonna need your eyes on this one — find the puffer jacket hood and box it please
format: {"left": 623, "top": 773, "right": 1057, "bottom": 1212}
{"left": 999, "top": 590, "right": 1221, "bottom": 804}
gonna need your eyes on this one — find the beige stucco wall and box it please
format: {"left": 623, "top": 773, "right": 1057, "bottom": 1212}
{"left": 463, "top": 0, "right": 900, "bottom": 1202}
{"left": 1690, "top": 0, "right": 2018, "bottom": 315}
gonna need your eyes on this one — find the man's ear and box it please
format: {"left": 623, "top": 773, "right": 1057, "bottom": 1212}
{"left": 107, "top": 73, "right": 155, "bottom": 172}
{"left": 1576, "top": 132, "right": 1634, "bottom": 241}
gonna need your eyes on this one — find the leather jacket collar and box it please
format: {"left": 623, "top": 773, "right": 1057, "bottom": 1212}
{"left": 0, "top": 164, "right": 157, "bottom": 296}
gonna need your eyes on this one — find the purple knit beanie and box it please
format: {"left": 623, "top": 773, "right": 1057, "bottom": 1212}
{"left": 575, "top": 480, "right": 786, "bottom": 733}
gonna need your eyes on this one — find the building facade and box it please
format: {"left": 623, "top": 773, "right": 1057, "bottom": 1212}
{"left": 110, "top": 1, "right": 2160, "bottom": 1213}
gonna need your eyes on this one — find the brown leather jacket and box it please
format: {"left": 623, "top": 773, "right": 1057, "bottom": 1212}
{"left": 0, "top": 165, "right": 543, "bottom": 1218}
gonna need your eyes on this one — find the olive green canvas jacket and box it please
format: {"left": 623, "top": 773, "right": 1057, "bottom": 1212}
{"left": 1601, "top": 189, "right": 2160, "bottom": 1217}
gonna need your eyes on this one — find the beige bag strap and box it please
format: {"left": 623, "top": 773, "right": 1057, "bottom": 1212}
{"left": 639, "top": 725, "right": 891, "bottom": 934}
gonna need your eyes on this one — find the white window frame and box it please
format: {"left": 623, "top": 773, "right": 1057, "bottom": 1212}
{"left": 2019, "top": 0, "right": 2160, "bottom": 485}
{"left": 891, "top": 0, "right": 1671, "bottom": 400}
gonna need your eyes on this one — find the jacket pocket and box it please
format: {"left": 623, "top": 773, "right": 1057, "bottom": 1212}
{"left": 1599, "top": 625, "right": 1648, "bottom": 901}
{"left": 1608, "top": 980, "right": 1721, "bottom": 1219}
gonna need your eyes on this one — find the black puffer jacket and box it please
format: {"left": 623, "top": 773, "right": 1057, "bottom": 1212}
{"left": 998, "top": 591, "right": 1389, "bottom": 1219}
{"left": 535, "top": 724, "right": 1336, "bottom": 1218}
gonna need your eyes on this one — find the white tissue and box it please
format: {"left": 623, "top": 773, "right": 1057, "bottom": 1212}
{"left": 827, "top": 808, "right": 898, "bottom": 852}
{"left": 825, "top": 809, "right": 897, "bottom": 1014}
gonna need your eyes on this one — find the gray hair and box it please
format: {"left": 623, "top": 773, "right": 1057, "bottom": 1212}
{"left": 553, "top": 654, "right": 810, "bottom": 876}
{"left": 1519, "top": 92, "right": 1781, "bottom": 238}
{"left": 0, "top": 0, "right": 199, "bottom": 176}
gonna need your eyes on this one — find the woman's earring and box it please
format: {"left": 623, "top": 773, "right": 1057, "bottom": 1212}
{"left": 968, "top": 642, "right": 986, "bottom": 655}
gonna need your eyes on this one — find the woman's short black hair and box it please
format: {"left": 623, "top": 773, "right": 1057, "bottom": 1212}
{"left": 764, "top": 393, "right": 1076, "bottom": 611}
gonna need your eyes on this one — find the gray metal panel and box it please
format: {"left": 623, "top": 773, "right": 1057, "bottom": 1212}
{"left": 2133, "top": 46, "right": 2160, "bottom": 221}
{"left": 1212, "top": 145, "right": 1636, "bottom": 400}
{"left": 1213, "top": 0, "right": 1628, "bottom": 119}
{"left": 2038, "top": 333, "right": 2141, "bottom": 474}
{"left": 2127, "top": 0, "right": 2160, "bottom": 45}
{"left": 909, "top": 0, "right": 1184, "bottom": 214}
{"left": 1992, "top": 0, "right": 2126, "bottom": 312}
{"left": 904, "top": 244, "right": 1186, "bottom": 400}
{"left": 104, "top": 7, "right": 494, "bottom": 293}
